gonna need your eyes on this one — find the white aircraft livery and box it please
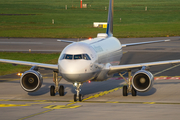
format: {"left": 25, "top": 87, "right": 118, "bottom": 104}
{"left": 0, "top": 0, "right": 180, "bottom": 102}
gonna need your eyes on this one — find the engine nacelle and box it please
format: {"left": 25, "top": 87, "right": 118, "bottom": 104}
{"left": 20, "top": 70, "right": 43, "bottom": 92}
{"left": 132, "top": 70, "right": 154, "bottom": 92}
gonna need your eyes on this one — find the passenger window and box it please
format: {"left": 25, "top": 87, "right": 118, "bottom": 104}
{"left": 74, "top": 55, "right": 82, "bottom": 60}
{"left": 65, "top": 54, "right": 73, "bottom": 59}
{"left": 83, "top": 54, "right": 91, "bottom": 60}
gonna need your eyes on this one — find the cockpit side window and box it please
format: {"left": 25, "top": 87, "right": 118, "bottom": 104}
{"left": 83, "top": 54, "right": 91, "bottom": 60}
{"left": 60, "top": 54, "right": 65, "bottom": 60}
{"left": 74, "top": 54, "right": 82, "bottom": 60}
{"left": 65, "top": 54, "right": 73, "bottom": 59}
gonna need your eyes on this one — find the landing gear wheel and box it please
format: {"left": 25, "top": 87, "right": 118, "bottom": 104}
{"left": 79, "top": 94, "right": 82, "bottom": 102}
{"left": 59, "top": 85, "right": 64, "bottom": 96}
{"left": 50, "top": 85, "right": 55, "bottom": 96}
{"left": 74, "top": 94, "right": 77, "bottom": 102}
{"left": 132, "top": 86, "right": 137, "bottom": 96}
{"left": 123, "top": 86, "right": 128, "bottom": 96}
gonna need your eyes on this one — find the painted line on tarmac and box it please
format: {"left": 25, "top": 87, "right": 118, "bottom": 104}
{"left": 18, "top": 109, "right": 53, "bottom": 120}
{"left": 17, "top": 102, "right": 81, "bottom": 120}
{"left": 155, "top": 76, "right": 180, "bottom": 80}
{"left": 43, "top": 105, "right": 81, "bottom": 109}
{"left": 154, "top": 64, "right": 180, "bottom": 76}
{"left": 0, "top": 104, "right": 30, "bottom": 107}
{"left": 43, "top": 85, "right": 124, "bottom": 110}
{"left": 143, "top": 102, "right": 156, "bottom": 104}
{"left": 82, "top": 86, "right": 123, "bottom": 101}
{"left": 0, "top": 100, "right": 52, "bottom": 108}
{"left": 83, "top": 101, "right": 180, "bottom": 105}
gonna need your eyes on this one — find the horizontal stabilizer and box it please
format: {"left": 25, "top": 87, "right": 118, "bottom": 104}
{"left": 57, "top": 39, "right": 76, "bottom": 43}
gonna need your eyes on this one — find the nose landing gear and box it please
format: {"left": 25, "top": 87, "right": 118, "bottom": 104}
{"left": 73, "top": 82, "right": 82, "bottom": 102}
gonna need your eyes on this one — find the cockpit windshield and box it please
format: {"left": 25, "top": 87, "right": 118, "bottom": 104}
{"left": 65, "top": 54, "right": 73, "bottom": 59}
{"left": 60, "top": 54, "right": 91, "bottom": 60}
{"left": 83, "top": 54, "right": 91, "bottom": 60}
{"left": 74, "top": 54, "right": 82, "bottom": 60}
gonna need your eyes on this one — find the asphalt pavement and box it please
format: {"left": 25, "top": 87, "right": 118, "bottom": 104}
{"left": 0, "top": 37, "right": 180, "bottom": 120}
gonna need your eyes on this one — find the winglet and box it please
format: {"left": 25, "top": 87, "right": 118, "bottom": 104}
{"left": 106, "top": 0, "right": 114, "bottom": 37}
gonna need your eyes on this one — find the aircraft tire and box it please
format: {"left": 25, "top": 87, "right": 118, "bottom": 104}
{"left": 50, "top": 85, "right": 55, "bottom": 96}
{"left": 123, "top": 86, "right": 128, "bottom": 96}
{"left": 79, "top": 94, "right": 82, "bottom": 102}
{"left": 132, "top": 86, "right": 137, "bottom": 96}
{"left": 59, "top": 85, "right": 64, "bottom": 96}
{"left": 74, "top": 94, "right": 77, "bottom": 102}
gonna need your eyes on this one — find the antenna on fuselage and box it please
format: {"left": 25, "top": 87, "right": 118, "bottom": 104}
{"left": 106, "top": 0, "right": 114, "bottom": 37}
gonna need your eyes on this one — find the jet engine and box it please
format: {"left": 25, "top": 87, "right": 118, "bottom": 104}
{"left": 20, "top": 70, "right": 43, "bottom": 92}
{"left": 132, "top": 70, "right": 154, "bottom": 92}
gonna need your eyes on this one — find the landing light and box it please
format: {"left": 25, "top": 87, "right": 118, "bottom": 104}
{"left": 17, "top": 73, "right": 23, "bottom": 76}
{"left": 88, "top": 80, "right": 91, "bottom": 83}
{"left": 74, "top": 82, "right": 78, "bottom": 86}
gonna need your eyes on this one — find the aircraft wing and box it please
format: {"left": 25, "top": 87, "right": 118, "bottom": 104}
{"left": 0, "top": 59, "right": 58, "bottom": 70}
{"left": 122, "top": 39, "right": 170, "bottom": 47}
{"left": 57, "top": 39, "right": 76, "bottom": 43}
{"left": 108, "top": 59, "right": 180, "bottom": 74}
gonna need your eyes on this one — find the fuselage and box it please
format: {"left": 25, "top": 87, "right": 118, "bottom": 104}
{"left": 58, "top": 36, "right": 123, "bottom": 83}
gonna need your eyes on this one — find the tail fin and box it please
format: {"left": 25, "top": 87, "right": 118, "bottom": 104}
{"left": 106, "top": 0, "right": 114, "bottom": 37}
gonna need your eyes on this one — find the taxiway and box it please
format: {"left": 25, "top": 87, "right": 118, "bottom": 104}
{"left": 0, "top": 37, "right": 180, "bottom": 120}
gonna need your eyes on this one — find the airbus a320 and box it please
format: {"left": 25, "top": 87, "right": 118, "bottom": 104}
{"left": 0, "top": 0, "right": 180, "bottom": 102}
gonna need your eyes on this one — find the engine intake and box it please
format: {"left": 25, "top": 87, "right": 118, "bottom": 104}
{"left": 20, "top": 70, "right": 43, "bottom": 92}
{"left": 132, "top": 70, "right": 154, "bottom": 92}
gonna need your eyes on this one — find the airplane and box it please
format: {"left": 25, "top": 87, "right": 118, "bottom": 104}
{"left": 0, "top": 0, "right": 180, "bottom": 102}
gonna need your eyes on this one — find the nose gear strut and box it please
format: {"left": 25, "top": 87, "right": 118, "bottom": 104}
{"left": 73, "top": 83, "right": 82, "bottom": 102}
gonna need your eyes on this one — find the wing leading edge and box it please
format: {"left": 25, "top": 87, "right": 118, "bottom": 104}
{"left": 108, "top": 59, "right": 180, "bottom": 75}
{"left": 122, "top": 39, "right": 170, "bottom": 47}
{"left": 0, "top": 59, "right": 58, "bottom": 70}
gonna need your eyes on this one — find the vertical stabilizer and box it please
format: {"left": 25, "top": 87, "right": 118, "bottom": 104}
{"left": 106, "top": 0, "right": 114, "bottom": 37}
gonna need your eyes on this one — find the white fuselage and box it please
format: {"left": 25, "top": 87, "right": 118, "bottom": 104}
{"left": 58, "top": 36, "right": 123, "bottom": 83}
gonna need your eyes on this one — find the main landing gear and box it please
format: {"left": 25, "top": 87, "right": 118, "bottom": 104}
{"left": 50, "top": 71, "right": 64, "bottom": 96}
{"left": 73, "top": 82, "right": 83, "bottom": 102}
{"left": 119, "top": 70, "right": 137, "bottom": 96}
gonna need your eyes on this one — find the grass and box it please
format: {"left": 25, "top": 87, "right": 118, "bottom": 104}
{"left": 0, "top": 52, "right": 60, "bottom": 76}
{"left": 0, "top": 0, "right": 179, "bottom": 38}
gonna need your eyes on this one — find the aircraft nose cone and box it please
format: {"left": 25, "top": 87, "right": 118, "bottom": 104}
{"left": 59, "top": 60, "right": 95, "bottom": 82}
{"left": 59, "top": 60, "right": 93, "bottom": 74}
{"left": 62, "top": 72, "right": 95, "bottom": 82}
{"left": 62, "top": 74, "right": 81, "bottom": 81}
